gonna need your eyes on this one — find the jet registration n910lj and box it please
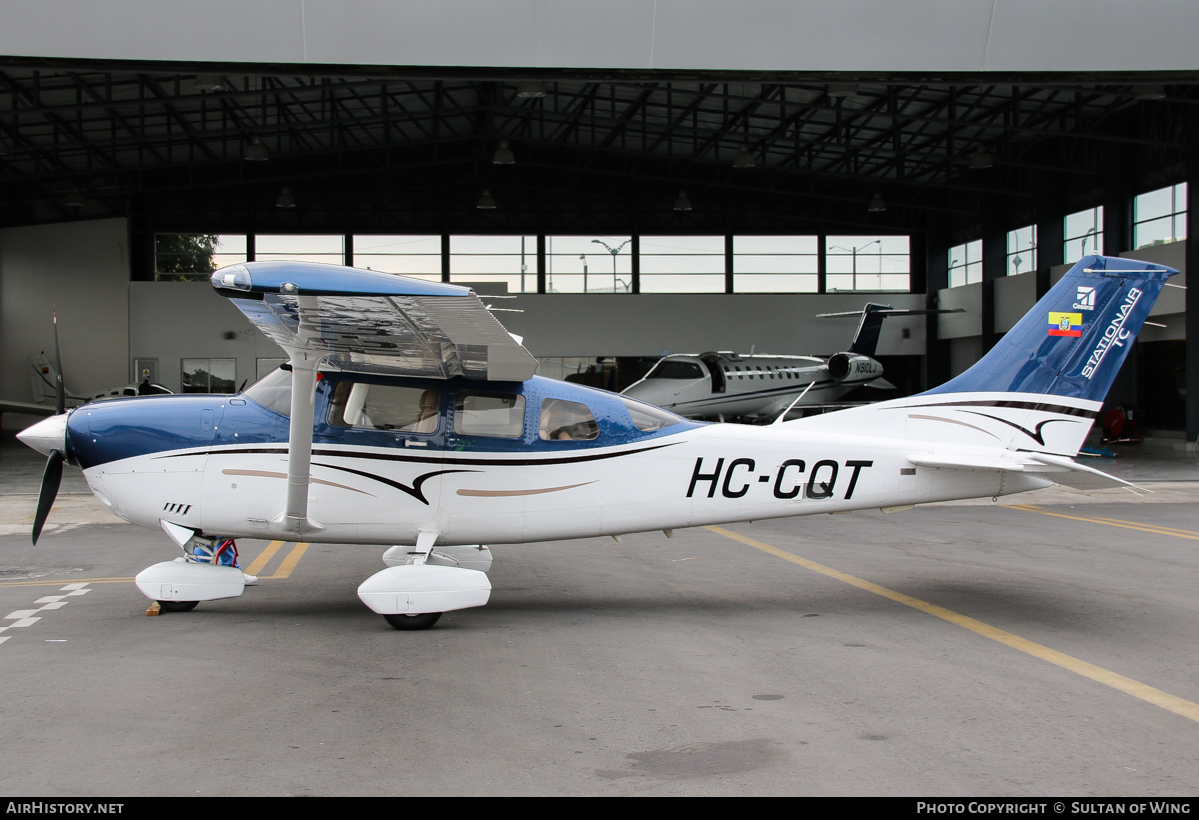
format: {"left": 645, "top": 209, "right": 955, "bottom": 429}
{"left": 16, "top": 255, "right": 1175, "bottom": 630}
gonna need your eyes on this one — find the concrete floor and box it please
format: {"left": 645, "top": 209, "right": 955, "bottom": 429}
{"left": 1, "top": 437, "right": 1198, "bottom": 796}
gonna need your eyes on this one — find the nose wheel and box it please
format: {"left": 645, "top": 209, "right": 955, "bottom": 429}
{"left": 383, "top": 612, "right": 442, "bottom": 630}
{"left": 157, "top": 600, "right": 199, "bottom": 613}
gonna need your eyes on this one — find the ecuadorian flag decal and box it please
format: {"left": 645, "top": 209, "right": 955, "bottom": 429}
{"left": 1048, "top": 311, "right": 1083, "bottom": 337}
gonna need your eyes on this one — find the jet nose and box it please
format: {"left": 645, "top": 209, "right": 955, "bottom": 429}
{"left": 17, "top": 413, "right": 68, "bottom": 457}
{"left": 623, "top": 382, "right": 674, "bottom": 408}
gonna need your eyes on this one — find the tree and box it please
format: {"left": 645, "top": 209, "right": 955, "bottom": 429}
{"left": 155, "top": 234, "right": 219, "bottom": 281}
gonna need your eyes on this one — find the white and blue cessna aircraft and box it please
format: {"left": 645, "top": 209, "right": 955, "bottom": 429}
{"left": 16, "top": 255, "right": 1174, "bottom": 630}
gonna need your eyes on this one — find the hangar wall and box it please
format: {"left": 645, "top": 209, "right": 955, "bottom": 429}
{"left": 126, "top": 285, "right": 926, "bottom": 394}
{"left": 2, "top": 0, "right": 1194, "bottom": 73}
{"left": 0, "top": 218, "right": 129, "bottom": 430}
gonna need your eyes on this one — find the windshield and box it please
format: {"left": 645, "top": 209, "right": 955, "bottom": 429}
{"left": 619, "top": 396, "right": 682, "bottom": 431}
{"left": 242, "top": 367, "right": 292, "bottom": 417}
{"left": 646, "top": 359, "right": 705, "bottom": 380}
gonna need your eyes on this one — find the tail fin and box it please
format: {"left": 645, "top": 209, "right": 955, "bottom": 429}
{"left": 791, "top": 255, "right": 1176, "bottom": 457}
{"left": 847, "top": 303, "right": 892, "bottom": 356}
{"left": 924, "top": 254, "right": 1175, "bottom": 402}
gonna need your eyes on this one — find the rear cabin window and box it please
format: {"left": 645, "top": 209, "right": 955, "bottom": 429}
{"left": 539, "top": 399, "right": 600, "bottom": 441}
{"left": 648, "top": 360, "right": 705, "bottom": 379}
{"left": 329, "top": 382, "right": 440, "bottom": 433}
{"left": 455, "top": 391, "right": 525, "bottom": 438}
{"left": 619, "top": 396, "right": 682, "bottom": 432}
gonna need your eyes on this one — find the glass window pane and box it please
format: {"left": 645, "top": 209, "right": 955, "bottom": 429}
{"left": 639, "top": 274, "right": 725, "bottom": 293}
{"left": 1134, "top": 186, "right": 1173, "bottom": 223}
{"left": 157, "top": 234, "right": 246, "bottom": 280}
{"left": 735, "top": 274, "right": 818, "bottom": 293}
{"left": 451, "top": 235, "right": 539, "bottom": 293}
{"left": 181, "top": 358, "right": 236, "bottom": 394}
{"left": 256, "top": 234, "right": 345, "bottom": 264}
{"left": 538, "top": 398, "right": 599, "bottom": 441}
{"left": 454, "top": 391, "right": 525, "bottom": 438}
{"left": 637, "top": 235, "right": 724, "bottom": 293}
{"left": 354, "top": 235, "right": 441, "bottom": 279}
{"left": 734, "top": 235, "right": 818, "bottom": 254}
{"left": 827, "top": 236, "right": 909, "bottom": 291}
{"left": 1135, "top": 215, "right": 1175, "bottom": 249}
{"left": 1176, "top": 182, "right": 1188, "bottom": 213}
{"left": 328, "top": 382, "right": 439, "bottom": 433}
{"left": 243, "top": 367, "right": 291, "bottom": 416}
{"left": 619, "top": 396, "right": 681, "bottom": 432}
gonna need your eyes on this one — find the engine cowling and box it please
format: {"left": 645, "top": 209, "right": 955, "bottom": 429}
{"left": 827, "top": 352, "right": 883, "bottom": 383}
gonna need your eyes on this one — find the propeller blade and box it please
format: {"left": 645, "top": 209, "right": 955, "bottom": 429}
{"left": 53, "top": 312, "right": 64, "bottom": 415}
{"left": 32, "top": 450, "right": 64, "bottom": 545}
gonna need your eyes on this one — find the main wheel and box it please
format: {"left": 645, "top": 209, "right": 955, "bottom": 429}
{"left": 384, "top": 612, "right": 442, "bottom": 631}
{"left": 157, "top": 600, "right": 199, "bottom": 613}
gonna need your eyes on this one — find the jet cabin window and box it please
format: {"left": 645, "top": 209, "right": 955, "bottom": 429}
{"left": 648, "top": 360, "right": 705, "bottom": 380}
{"left": 455, "top": 391, "right": 525, "bottom": 438}
{"left": 329, "top": 382, "right": 440, "bottom": 433}
{"left": 539, "top": 399, "right": 600, "bottom": 441}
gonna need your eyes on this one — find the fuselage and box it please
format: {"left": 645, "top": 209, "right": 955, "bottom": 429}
{"left": 621, "top": 352, "right": 883, "bottom": 419}
{"left": 60, "top": 371, "right": 1052, "bottom": 548}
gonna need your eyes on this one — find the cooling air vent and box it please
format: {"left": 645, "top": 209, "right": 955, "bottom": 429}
{"left": 162, "top": 502, "right": 193, "bottom": 516}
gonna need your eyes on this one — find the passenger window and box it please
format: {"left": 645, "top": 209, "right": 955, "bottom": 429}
{"left": 455, "top": 391, "right": 525, "bottom": 438}
{"left": 539, "top": 398, "right": 600, "bottom": 441}
{"left": 329, "top": 382, "right": 440, "bottom": 433}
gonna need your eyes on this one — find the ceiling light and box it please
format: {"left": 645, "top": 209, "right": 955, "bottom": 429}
{"left": 492, "top": 140, "right": 515, "bottom": 165}
{"left": 516, "top": 82, "right": 546, "bottom": 99}
{"left": 1136, "top": 84, "right": 1166, "bottom": 100}
{"left": 828, "top": 83, "right": 858, "bottom": 98}
{"left": 673, "top": 190, "right": 692, "bottom": 212}
{"left": 969, "top": 150, "right": 995, "bottom": 169}
{"left": 732, "top": 144, "right": 756, "bottom": 168}
{"left": 194, "top": 74, "right": 227, "bottom": 93}
{"left": 477, "top": 188, "right": 496, "bottom": 210}
{"left": 867, "top": 192, "right": 887, "bottom": 212}
{"left": 64, "top": 189, "right": 86, "bottom": 208}
{"left": 275, "top": 187, "right": 295, "bottom": 208}
{"left": 244, "top": 137, "right": 269, "bottom": 161}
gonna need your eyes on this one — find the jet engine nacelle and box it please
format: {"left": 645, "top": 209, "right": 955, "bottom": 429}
{"left": 827, "top": 352, "right": 883, "bottom": 382}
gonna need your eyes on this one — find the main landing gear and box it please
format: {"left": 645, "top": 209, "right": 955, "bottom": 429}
{"left": 357, "top": 539, "right": 494, "bottom": 631}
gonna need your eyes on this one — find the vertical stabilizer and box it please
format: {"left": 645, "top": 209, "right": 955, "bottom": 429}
{"left": 847, "top": 303, "right": 892, "bottom": 356}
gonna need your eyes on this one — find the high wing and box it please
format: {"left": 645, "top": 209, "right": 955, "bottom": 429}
{"left": 213, "top": 261, "right": 537, "bottom": 382}
{"left": 211, "top": 261, "right": 538, "bottom": 538}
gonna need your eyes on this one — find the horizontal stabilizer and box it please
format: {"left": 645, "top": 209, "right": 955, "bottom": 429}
{"left": 0, "top": 399, "right": 57, "bottom": 417}
{"left": 865, "top": 377, "right": 896, "bottom": 390}
{"left": 906, "top": 451, "right": 1143, "bottom": 492}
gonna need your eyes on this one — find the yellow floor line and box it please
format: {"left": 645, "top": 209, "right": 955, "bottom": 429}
{"left": 243, "top": 540, "right": 285, "bottom": 576}
{"left": 706, "top": 525, "right": 1199, "bottom": 725}
{"left": 266, "top": 543, "right": 309, "bottom": 579}
{"left": 1008, "top": 505, "right": 1199, "bottom": 541}
{"left": 0, "top": 577, "right": 134, "bottom": 588}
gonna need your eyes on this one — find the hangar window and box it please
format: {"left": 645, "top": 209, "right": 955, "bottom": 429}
{"left": 1134, "top": 183, "right": 1187, "bottom": 249}
{"left": 181, "top": 358, "right": 236, "bottom": 393}
{"left": 826, "top": 236, "right": 910, "bottom": 291}
{"left": 639, "top": 236, "right": 726, "bottom": 293}
{"left": 733, "top": 236, "right": 818, "bottom": 292}
{"left": 454, "top": 391, "right": 526, "bottom": 439}
{"left": 1064, "top": 207, "right": 1104, "bottom": 263}
{"left": 328, "top": 382, "right": 439, "bottom": 433}
{"left": 256, "top": 234, "right": 345, "bottom": 265}
{"left": 948, "top": 240, "right": 982, "bottom": 287}
{"left": 539, "top": 399, "right": 600, "bottom": 441}
{"left": 155, "top": 234, "right": 246, "bottom": 281}
{"left": 546, "top": 236, "right": 633, "bottom": 293}
{"left": 354, "top": 235, "right": 442, "bottom": 281}
{"left": 451, "top": 235, "right": 539, "bottom": 293}
{"left": 1006, "top": 225, "right": 1037, "bottom": 275}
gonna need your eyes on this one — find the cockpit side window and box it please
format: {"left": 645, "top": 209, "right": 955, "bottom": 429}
{"left": 647, "top": 360, "right": 705, "bottom": 380}
{"left": 539, "top": 398, "right": 600, "bottom": 441}
{"left": 243, "top": 367, "right": 293, "bottom": 417}
{"left": 328, "top": 382, "right": 440, "bottom": 433}
{"left": 455, "top": 391, "right": 525, "bottom": 438}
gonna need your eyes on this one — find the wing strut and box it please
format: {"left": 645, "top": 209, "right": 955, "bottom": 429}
{"left": 272, "top": 297, "right": 326, "bottom": 536}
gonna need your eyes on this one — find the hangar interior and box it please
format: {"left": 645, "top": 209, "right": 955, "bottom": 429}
{"left": 0, "top": 4, "right": 1196, "bottom": 442}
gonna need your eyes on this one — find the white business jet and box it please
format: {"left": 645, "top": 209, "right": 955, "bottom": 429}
{"left": 16, "top": 255, "right": 1172, "bottom": 630}
{"left": 621, "top": 304, "right": 957, "bottom": 420}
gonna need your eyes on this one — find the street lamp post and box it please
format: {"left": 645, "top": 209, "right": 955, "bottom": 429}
{"left": 592, "top": 238, "right": 632, "bottom": 292}
{"left": 828, "top": 239, "right": 882, "bottom": 290}
{"left": 580, "top": 254, "right": 588, "bottom": 293}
